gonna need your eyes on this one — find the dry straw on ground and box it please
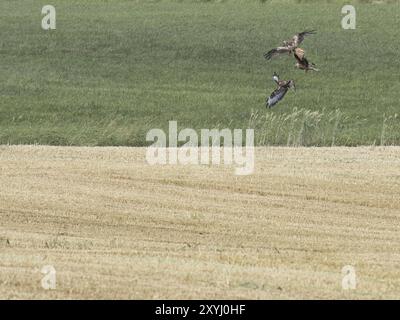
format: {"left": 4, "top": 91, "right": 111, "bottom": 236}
{"left": 0, "top": 146, "right": 399, "bottom": 299}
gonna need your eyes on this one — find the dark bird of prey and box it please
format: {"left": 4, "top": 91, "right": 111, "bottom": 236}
{"left": 266, "top": 73, "right": 296, "bottom": 108}
{"left": 264, "top": 30, "right": 316, "bottom": 60}
{"left": 293, "top": 48, "right": 319, "bottom": 72}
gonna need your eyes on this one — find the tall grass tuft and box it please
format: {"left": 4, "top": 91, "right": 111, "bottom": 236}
{"left": 249, "top": 108, "right": 400, "bottom": 147}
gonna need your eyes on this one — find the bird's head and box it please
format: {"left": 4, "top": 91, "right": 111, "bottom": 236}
{"left": 272, "top": 72, "right": 279, "bottom": 83}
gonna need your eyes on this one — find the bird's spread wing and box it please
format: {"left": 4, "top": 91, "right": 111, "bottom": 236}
{"left": 264, "top": 46, "right": 291, "bottom": 60}
{"left": 267, "top": 86, "right": 289, "bottom": 108}
{"left": 292, "top": 30, "right": 316, "bottom": 47}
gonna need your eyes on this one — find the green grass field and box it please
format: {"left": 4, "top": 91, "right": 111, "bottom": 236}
{"left": 0, "top": 0, "right": 399, "bottom": 146}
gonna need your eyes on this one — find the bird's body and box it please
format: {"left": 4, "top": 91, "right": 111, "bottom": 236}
{"left": 273, "top": 72, "right": 291, "bottom": 87}
{"left": 267, "top": 73, "right": 295, "bottom": 108}
{"left": 264, "top": 30, "right": 316, "bottom": 60}
{"left": 293, "top": 48, "right": 319, "bottom": 72}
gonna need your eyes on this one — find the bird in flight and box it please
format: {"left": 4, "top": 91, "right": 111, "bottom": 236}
{"left": 264, "top": 30, "right": 316, "bottom": 60}
{"left": 266, "top": 73, "right": 296, "bottom": 108}
{"left": 293, "top": 48, "right": 319, "bottom": 72}
{"left": 272, "top": 72, "right": 292, "bottom": 87}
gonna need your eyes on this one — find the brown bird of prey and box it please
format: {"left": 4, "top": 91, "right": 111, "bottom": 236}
{"left": 293, "top": 48, "right": 319, "bottom": 72}
{"left": 264, "top": 30, "right": 316, "bottom": 60}
{"left": 267, "top": 73, "right": 296, "bottom": 108}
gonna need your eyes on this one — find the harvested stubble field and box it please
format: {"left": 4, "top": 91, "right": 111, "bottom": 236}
{"left": 0, "top": 146, "right": 399, "bottom": 299}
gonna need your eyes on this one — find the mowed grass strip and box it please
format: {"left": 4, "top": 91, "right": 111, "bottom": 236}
{"left": 0, "top": 146, "right": 399, "bottom": 299}
{"left": 0, "top": 1, "right": 399, "bottom": 146}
